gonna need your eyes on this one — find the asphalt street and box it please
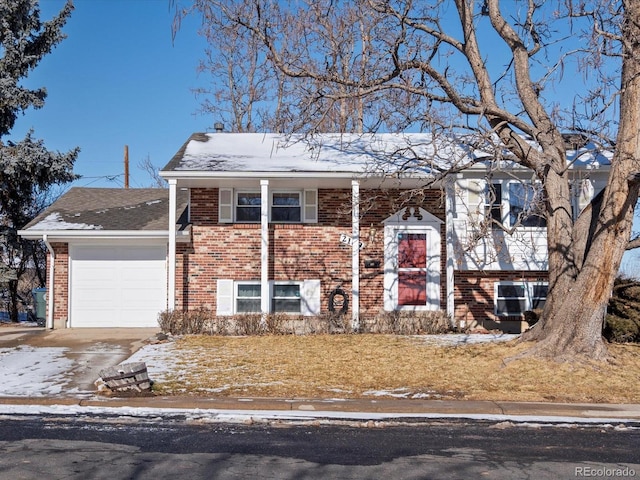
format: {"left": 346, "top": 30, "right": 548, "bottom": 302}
{"left": 0, "top": 414, "right": 638, "bottom": 479}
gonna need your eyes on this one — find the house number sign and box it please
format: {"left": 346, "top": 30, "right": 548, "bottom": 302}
{"left": 339, "top": 233, "right": 365, "bottom": 250}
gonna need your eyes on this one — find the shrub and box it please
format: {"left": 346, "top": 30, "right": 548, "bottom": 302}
{"left": 604, "top": 277, "right": 640, "bottom": 343}
{"left": 604, "top": 314, "right": 640, "bottom": 343}
{"left": 364, "top": 310, "right": 453, "bottom": 335}
{"left": 233, "top": 314, "right": 264, "bottom": 335}
{"left": 157, "top": 307, "right": 212, "bottom": 335}
{"left": 158, "top": 309, "right": 455, "bottom": 337}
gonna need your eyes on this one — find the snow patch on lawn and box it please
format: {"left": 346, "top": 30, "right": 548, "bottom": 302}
{"left": 0, "top": 334, "right": 520, "bottom": 399}
{"left": 414, "top": 333, "right": 519, "bottom": 346}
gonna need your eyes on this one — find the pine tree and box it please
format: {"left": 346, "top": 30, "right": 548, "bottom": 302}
{"left": 0, "top": 0, "right": 79, "bottom": 322}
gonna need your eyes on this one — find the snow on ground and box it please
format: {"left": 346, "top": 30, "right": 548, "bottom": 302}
{"left": 0, "top": 346, "right": 74, "bottom": 396}
{"left": 1, "top": 333, "right": 640, "bottom": 424}
{"left": 413, "top": 333, "right": 519, "bottom": 346}
{"left": 0, "top": 402, "right": 638, "bottom": 427}
{"left": 125, "top": 342, "right": 179, "bottom": 387}
{"left": 0, "top": 334, "right": 519, "bottom": 399}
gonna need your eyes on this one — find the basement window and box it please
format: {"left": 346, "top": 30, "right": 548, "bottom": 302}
{"left": 495, "top": 281, "right": 548, "bottom": 316}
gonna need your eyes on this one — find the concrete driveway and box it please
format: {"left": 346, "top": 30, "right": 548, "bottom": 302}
{"left": 0, "top": 325, "right": 160, "bottom": 396}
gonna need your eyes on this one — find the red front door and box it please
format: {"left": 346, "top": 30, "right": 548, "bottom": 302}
{"left": 397, "top": 233, "right": 427, "bottom": 306}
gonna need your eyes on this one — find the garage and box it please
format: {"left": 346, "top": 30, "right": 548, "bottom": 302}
{"left": 69, "top": 244, "right": 167, "bottom": 328}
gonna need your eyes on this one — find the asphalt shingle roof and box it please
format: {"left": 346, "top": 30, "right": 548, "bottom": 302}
{"left": 21, "top": 187, "right": 188, "bottom": 232}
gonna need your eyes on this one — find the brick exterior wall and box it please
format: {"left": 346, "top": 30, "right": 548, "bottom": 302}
{"left": 453, "top": 270, "right": 549, "bottom": 331}
{"left": 49, "top": 242, "right": 69, "bottom": 328}
{"left": 42, "top": 186, "right": 548, "bottom": 332}
{"left": 177, "top": 187, "right": 447, "bottom": 317}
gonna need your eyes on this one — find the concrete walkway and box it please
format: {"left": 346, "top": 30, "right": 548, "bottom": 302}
{"left": 1, "top": 324, "right": 640, "bottom": 422}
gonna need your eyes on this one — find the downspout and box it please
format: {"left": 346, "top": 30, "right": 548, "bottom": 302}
{"left": 43, "top": 234, "right": 55, "bottom": 330}
{"left": 351, "top": 179, "right": 360, "bottom": 331}
{"left": 445, "top": 178, "right": 456, "bottom": 327}
{"left": 168, "top": 179, "right": 177, "bottom": 310}
{"left": 260, "top": 180, "right": 270, "bottom": 317}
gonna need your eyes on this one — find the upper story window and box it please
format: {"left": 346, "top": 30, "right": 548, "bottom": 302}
{"left": 271, "top": 192, "right": 301, "bottom": 222}
{"left": 219, "top": 188, "right": 317, "bottom": 224}
{"left": 236, "top": 192, "right": 261, "bottom": 222}
{"left": 508, "top": 183, "right": 546, "bottom": 227}
{"left": 485, "top": 181, "right": 546, "bottom": 228}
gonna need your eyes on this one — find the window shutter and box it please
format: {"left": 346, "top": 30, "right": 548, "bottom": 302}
{"left": 466, "top": 180, "right": 483, "bottom": 222}
{"left": 301, "top": 279, "right": 321, "bottom": 316}
{"left": 303, "top": 189, "right": 318, "bottom": 223}
{"left": 216, "top": 279, "right": 234, "bottom": 316}
{"left": 219, "top": 188, "right": 233, "bottom": 223}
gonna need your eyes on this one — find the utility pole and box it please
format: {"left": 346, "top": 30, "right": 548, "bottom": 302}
{"left": 124, "top": 145, "right": 130, "bottom": 189}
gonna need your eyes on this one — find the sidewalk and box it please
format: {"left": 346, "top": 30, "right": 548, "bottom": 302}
{"left": 1, "top": 394, "right": 640, "bottom": 424}
{"left": 2, "top": 324, "right": 640, "bottom": 424}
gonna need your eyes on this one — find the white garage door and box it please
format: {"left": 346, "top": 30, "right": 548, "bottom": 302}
{"left": 70, "top": 244, "right": 167, "bottom": 327}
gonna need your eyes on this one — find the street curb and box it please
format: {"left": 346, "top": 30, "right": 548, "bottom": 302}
{"left": 2, "top": 396, "right": 640, "bottom": 422}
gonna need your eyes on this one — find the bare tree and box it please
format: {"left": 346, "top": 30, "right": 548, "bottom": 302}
{"left": 177, "top": 0, "right": 640, "bottom": 361}
{"left": 138, "top": 155, "right": 167, "bottom": 188}
{"left": 174, "top": 0, "right": 392, "bottom": 133}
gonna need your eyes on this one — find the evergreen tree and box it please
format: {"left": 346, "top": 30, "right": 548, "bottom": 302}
{"left": 0, "top": 0, "right": 78, "bottom": 322}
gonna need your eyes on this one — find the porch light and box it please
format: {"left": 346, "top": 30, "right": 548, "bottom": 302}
{"left": 368, "top": 224, "right": 377, "bottom": 244}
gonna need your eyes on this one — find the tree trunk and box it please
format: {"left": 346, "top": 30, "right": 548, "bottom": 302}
{"left": 8, "top": 279, "right": 20, "bottom": 323}
{"left": 521, "top": 0, "right": 640, "bottom": 361}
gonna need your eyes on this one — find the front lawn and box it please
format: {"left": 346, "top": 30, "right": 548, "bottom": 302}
{"left": 149, "top": 335, "right": 640, "bottom": 403}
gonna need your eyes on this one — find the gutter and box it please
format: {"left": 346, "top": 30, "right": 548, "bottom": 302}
{"left": 42, "top": 235, "right": 55, "bottom": 330}
{"left": 17, "top": 230, "right": 177, "bottom": 240}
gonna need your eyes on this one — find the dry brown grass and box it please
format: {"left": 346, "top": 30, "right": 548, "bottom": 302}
{"left": 153, "top": 335, "right": 640, "bottom": 403}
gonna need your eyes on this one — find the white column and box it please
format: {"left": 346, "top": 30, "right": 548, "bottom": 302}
{"left": 445, "top": 178, "right": 456, "bottom": 326}
{"left": 261, "top": 180, "right": 270, "bottom": 315}
{"left": 43, "top": 235, "right": 55, "bottom": 329}
{"left": 168, "top": 179, "right": 177, "bottom": 310}
{"left": 351, "top": 179, "right": 360, "bottom": 330}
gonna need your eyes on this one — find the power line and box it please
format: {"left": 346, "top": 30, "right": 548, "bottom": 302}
{"left": 77, "top": 174, "right": 124, "bottom": 187}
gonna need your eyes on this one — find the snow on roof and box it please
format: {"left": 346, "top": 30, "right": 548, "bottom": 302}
{"left": 567, "top": 141, "right": 613, "bottom": 168}
{"left": 19, "top": 188, "right": 190, "bottom": 235}
{"left": 29, "top": 212, "right": 103, "bottom": 231}
{"left": 163, "top": 133, "right": 474, "bottom": 175}
{"left": 163, "top": 132, "right": 612, "bottom": 177}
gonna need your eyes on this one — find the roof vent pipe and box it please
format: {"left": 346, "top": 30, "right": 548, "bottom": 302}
{"left": 214, "top": 122, "right": 224, "bottom": 132}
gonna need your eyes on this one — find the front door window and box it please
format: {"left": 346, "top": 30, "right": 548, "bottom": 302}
{"left": 397, "top": 233, "right": 427, "bottom": 306}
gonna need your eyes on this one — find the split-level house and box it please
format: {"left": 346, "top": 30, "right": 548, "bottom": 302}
{"left": 19, "top": 133, "right": 610, "bottom": 332}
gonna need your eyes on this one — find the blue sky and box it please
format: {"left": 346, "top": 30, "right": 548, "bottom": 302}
{"left": 11, "top": 0, "right": 209, "bottom": 188}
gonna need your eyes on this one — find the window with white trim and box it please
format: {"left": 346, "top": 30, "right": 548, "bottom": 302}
{"left": 236, "top": 282, "right": 261, "bottom": 313}
{"left": 484, "top": 181, "right": 546, "bottom": 228}
{"left": 494, "top": 281, "right": 548, "bottom": 316}
{"left": 271, "top": 283, "right": 301, "bottom": 313}
{"left": 217, "top": 279, "right": 319, "bottom": 316}
{"left": 236, "top": 192, "right": 261, "bottom": 222}
{"left": 271, "top": 192, "right": 301, "bottom": 222}
{"left": 219, "top": 188, "right": 317, "bottom": 223}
